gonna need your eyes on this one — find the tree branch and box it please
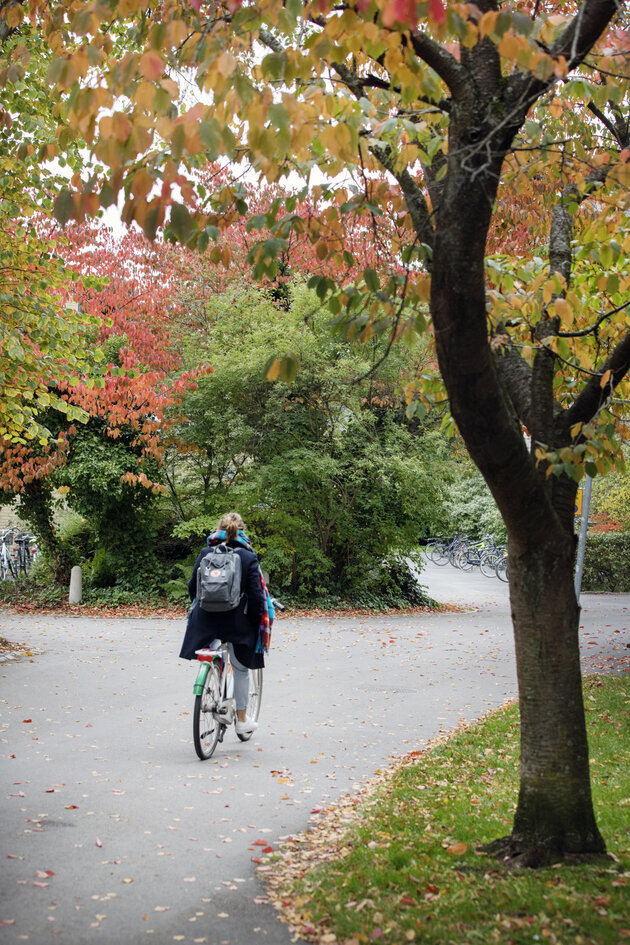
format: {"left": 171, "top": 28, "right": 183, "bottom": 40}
{"left": 407, "top": 29, "right": 472, "bottom": 101}
{"left": 558, "top": 300, "right": 630, "bottom": 338}
{"left": 566, "top": 331, "right": 630, "bottom": 427}
{"left": 369, "top": 143, "right": 435, "bottom": 253}
{"left": 508, "top": 0, "right": 620, "bottom": 119}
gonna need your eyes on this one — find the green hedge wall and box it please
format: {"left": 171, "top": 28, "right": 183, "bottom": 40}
{"left": 582, "top": 532, "right": 630, "bottom": 592}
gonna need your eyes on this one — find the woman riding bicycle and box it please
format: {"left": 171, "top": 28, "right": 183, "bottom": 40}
{"left": 179, "top": 512, "right": 268, "bottom": 737}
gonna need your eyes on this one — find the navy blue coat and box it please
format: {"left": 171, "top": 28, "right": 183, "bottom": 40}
{"left": 179, "top": 542, "right": 265, "bottom": 669}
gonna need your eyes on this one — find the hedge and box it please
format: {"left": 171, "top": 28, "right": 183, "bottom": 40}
{"left": 582, "top": 532, "right": 630, "bottom": 592}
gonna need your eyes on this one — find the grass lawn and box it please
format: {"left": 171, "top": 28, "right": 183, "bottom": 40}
{"left": 261, "top": 674, "right": 629, "bottom": 945}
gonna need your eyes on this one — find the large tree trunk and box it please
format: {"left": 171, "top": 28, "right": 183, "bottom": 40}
{"left": 429, "top": 150, "right": 605, "bottom": 859}
{"left": 508, "top": 531, "right": 605, "bottom": 859}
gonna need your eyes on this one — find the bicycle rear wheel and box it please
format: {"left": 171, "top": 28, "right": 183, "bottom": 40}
{"left": 479, "top": 552, "right": 498, "bottom": 578}
{"left": 455, "top": 549, "right": 473, "bottom": 572}
{"left": 193, "top": 663, "right": 222, "bottom": 760}
{"left": 236, "top": 669, "right": 263, "bottom": 742}
{"left": 496, "top": 555, "right": 509, "bottom": 583}
{"left": 430, "top": 542, "right": 450, "bottom": 565}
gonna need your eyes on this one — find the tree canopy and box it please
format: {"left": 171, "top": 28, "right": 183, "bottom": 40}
{"left": 2, "top": 0, "right": 629, "bottom": 861}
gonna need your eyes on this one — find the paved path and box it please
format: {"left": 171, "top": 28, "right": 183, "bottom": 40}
{"left": 1, "top": 563, "right": 628, "bottom": 944}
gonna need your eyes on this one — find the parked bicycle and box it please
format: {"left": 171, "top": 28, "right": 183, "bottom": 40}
{"left": 429, "top": 534, "right": 468, "bottom": 566}
{"left": 495, "top": 552, "right": 509, "bottom": 583}
{"left": 454, "top": 535, "right": 496, "bottom": 572}
{"left": 191, "top": 599, "right": 284, "bottom": 760}
{"left": 14, "top": 531, "right": 35, "bottom": 575}
{"left": 0, "top": 527, "right": 16, "bottom": 581}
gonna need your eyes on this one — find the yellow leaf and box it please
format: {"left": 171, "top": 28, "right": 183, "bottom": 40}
{"left": 548, "top": 99, "right": 563, "bottom": 119}
{"left": 600, "top": 370, "right": 612, "bottom": 388}
{"left": 498, "top": 33, "right": 522, "bottom": 61}
{"left": 215, "top": 52, "right": 236, "bottom": 77}
{"left": 134, "top": 80, "right": 156, "bottom": 110}
{"left": 552, "top": 298, "right": 570, "bottom": 320}
{"left": 478, "top": 10, "right": 498, "bottom": 38}
{"left": 266, "top": 359, "right": 280, "bottom": 382}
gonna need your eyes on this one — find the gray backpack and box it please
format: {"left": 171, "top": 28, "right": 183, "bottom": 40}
{"left": 197, "top": 545, "right": 242, "bottom": 612}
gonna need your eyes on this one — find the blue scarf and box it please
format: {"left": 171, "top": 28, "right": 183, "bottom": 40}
{"left": 207, "top": 528, "right": 252, "bottom": 551}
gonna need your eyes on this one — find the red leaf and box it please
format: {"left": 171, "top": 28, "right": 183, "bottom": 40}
{"left": 429, "top": 0, "right": 447, "bottom": 24}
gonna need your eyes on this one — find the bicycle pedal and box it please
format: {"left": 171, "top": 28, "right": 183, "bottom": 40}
{"left": 217, "top": 725, "right": 226, "bottom": 743}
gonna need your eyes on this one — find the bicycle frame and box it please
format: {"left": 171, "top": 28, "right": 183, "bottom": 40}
{"left": 193, "top": 646, "right": 235, "bottom": 721}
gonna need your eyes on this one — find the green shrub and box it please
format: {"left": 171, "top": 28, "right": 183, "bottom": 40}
{"left": 160, "top": 554, "right": 198, "bottom": 604}
{"left": 58, "top": 513, "right": 96, "bottom": 566}
{"left": 0, "top": 564, "right": 65, "bottom": 607}
{"left": 348, "top": 552, "right": 434, "bottom": 609}
{"left": 582, "top": 532, "right": 630, "bottom": 591}
{"left": 442, "top": 472, "right": 506, "bottom": 542}
{"left": 90, "top": 548, "right": 117, "bottom": 588}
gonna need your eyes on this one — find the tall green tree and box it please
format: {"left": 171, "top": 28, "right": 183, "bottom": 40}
{"left": 167, "top": 284, "right": 444, "bottom": 603}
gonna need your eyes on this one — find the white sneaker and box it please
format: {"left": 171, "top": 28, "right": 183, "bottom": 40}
{"left": 235, "top": 717, "right": 258, "bottom": 736}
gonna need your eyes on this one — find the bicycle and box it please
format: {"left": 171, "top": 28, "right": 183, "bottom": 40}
{"left": 495, "top": 552, "right": 509, "bottom": 583}
{"left": 191, "top": 599, "right": 284, "bottom": 760}
{"left": 430, "top": 534, "right": 467, "bottom": 566}
{"left": 454, "top": 536, "right": 494, "bottom": 572}
{"left": 0, "top": 527, "right": 16, "bottom": 581}
{"left": 14, "top": 532, "right": 35, "bottom": 575}
{"left": 479, "top": 543, "right": 506, "bottom": 578}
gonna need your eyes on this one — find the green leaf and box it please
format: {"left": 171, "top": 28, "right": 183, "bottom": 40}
{"left": 169, "top": 202, "right": 194, "bottom": 243}
{"left": 364, "top": 268, "right": 380, "bottom": 292}
{"left": 53, "top": 189, "right": 75, "bottom": 226}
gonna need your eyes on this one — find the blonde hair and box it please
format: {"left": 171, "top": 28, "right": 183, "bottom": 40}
{"left": 218, "top": 512, "right": 245, "bottom": 541}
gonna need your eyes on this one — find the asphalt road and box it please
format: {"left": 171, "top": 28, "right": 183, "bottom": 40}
{"left": 1, "top": 562, "right": 628, "bottom": 945}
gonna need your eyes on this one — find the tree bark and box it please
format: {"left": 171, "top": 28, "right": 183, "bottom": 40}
{"left": 427, "top": 110, "right": 606, "bottom": 856}
{"left": 509, "top": 537, "right": 604, "bottom": 857}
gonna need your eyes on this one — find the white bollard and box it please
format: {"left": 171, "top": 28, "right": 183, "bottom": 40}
{"left": 69, "top": 565, "right": 82, "bottom": 604}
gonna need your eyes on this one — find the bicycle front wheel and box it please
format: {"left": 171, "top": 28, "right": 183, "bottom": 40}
{"left": 193, "top": 663, "right": 222, "bottom": 760}
{"left": 236, "top": 669, "right": 263, "bottom": 742}
{"left": 1, "top": 556, "right": 15, "bottom": 581}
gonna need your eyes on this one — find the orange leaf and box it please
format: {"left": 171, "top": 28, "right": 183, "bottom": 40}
{"left": 446, "top": 842, "right": 468, "bottom": 855}
{"left": 139, "top": 51, "right": 164, "bottom": 81}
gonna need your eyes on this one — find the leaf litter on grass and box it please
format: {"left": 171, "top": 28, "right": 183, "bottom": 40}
{"left": 258, "top": 676, "right": 630, "bottom": 945}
